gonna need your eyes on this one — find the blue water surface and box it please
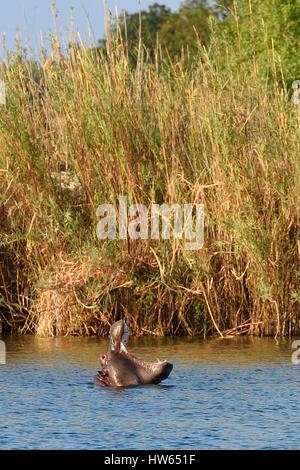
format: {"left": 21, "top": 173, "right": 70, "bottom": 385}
{"left": 0, "top": 335, "right": 299, "bottom": 449}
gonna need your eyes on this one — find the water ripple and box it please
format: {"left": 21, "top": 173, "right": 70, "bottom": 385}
{"left": 0, "top": 336, "right": 299, "bottom": 449}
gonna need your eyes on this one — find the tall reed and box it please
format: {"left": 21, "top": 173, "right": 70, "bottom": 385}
{"left": 0, "top": 12, "right": 299, "bottom": 337}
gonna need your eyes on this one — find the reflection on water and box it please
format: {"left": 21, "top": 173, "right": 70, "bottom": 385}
{"left": 0, "top": 335, "right": 299, "bottom": 449}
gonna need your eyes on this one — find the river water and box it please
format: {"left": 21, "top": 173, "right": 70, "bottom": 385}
{"left": 0, "top": 335, "right": 299, "bottom": 449}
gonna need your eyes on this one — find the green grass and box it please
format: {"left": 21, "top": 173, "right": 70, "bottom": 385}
{"left": 0, "top": 18, "right": 299, "bottom": 337}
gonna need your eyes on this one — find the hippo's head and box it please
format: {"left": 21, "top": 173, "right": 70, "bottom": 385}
{"left": 108, "top": 319, "right": 130, "bottom": 353}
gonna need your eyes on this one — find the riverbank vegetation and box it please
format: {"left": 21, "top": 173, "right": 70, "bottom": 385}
{"left": 0, "top": 0, "right": 299, "bottom": 337}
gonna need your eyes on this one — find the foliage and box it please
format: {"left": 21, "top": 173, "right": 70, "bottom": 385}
{"left": 0, "top": 2, "right": 299, "bottom": 337}
{"left": 101, "top": 1, "right": 216, "bottom": 62}
{"left": 211, "top": 0, "right": 300, "bottom": 85}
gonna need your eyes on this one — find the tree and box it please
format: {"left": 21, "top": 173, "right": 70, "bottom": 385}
{"left": 100, "top": 1, "right": 216, "bottom": 63}
{"left": 159, "top": 0, "right": 215, "bottom": 58}
{"left": 114, "top": 3, "right": 172, "bottom": 59}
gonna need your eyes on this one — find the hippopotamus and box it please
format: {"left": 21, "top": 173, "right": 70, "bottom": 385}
{"left": 94, "top": 320, "right": 173, "bottom": 387}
